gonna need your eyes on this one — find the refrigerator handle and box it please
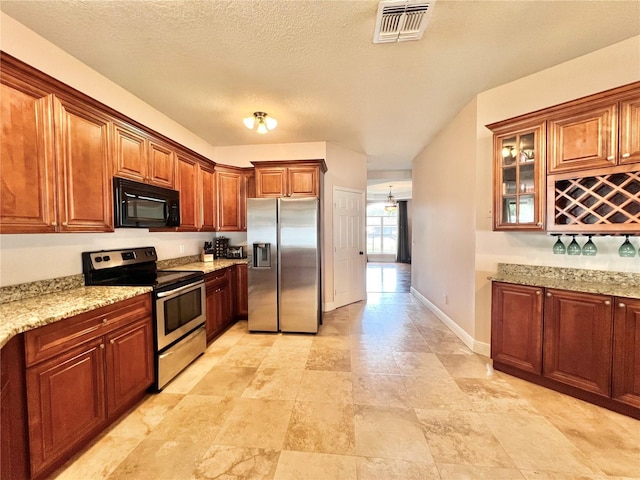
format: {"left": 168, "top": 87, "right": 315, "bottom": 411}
{"left": 253, "top": 243, "right": 272, "bottom": 268}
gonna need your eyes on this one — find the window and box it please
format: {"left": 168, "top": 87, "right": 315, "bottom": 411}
{"left": 366, "top": 203, "right": 397, "bottom": 254}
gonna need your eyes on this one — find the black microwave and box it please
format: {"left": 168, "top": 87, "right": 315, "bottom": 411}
{"left": 113, "top": 177, "right": 180, "bottom": 228}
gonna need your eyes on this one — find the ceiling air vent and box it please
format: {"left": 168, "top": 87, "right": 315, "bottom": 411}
{"left": 373, "top": 0, "right": 435, "bottom": 43}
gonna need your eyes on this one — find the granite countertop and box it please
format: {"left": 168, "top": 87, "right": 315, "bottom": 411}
{"left": 489, "top": 264, "right": 640, "bottom": 300}
{"left": 0, "top": 286, "right": 152, "bottom": 349}
{"left": 165, "top": 258, "right": 248, "bottom": 274}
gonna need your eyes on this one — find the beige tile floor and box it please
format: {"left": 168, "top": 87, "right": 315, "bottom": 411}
{"left": 52, "top": 292, "right": 640, "bottom": 480}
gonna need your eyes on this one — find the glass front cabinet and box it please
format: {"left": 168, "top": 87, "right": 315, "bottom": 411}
{"left": 491, "top": 121, "right": 545, "bottom": 231}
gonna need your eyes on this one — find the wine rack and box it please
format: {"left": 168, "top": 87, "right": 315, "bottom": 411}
{"left": 549, "top": 167, "right": 640, "bottom": 233}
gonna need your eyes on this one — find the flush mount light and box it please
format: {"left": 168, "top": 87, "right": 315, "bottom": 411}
{"left": 243, "top": 111, "right": 277, "bottom": 134}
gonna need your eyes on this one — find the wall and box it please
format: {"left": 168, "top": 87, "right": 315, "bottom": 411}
{"left": 412, "top": 98, "right": 478, "bottom": 346}
{"left": 411, "top": 35, "right": 640, "bottom": 354}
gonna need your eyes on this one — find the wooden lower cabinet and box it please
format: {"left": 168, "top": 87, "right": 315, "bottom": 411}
{"left": 543, "top": 289, "right": 613, "bottom": 397}
{"left": 492, "top": 282, "right": 639, "bottom": 418}
{"left": 205, "top": 268, "right": 234, "bottom": 343}
{"left": 24, "top": 295, "right": 153, "bottom": 479}
{"left": 612, "top": 297, "right": 640, "bottom": 408}
{"left": 1, "top": 335, "right": 29, "bottom": 480}
{"left": 491, "top": 282, "right": 543, "bottom": 374}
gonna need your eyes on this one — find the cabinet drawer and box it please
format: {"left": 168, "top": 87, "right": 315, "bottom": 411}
{"left": 25, "top": 294, "right": 151, "bottom": 367}
{"left": 206, "top": 268, "right": 229, "bottom": 285}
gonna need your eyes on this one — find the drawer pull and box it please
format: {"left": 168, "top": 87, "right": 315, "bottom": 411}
{"left": 622, "top": 153, "right": 631, "bottom": 158}
{"left": 102, "top": 318, "right": 108, "bottom": 324}
{"left": 536, "top": 291, "right": 541, "bottom": 296}
{"left": 619, "top": 302, "right": 626, "bottom": 308}
{"left": 100, "top": 343, "right": 105, "bottom": 349}
{"left": 607, "top": 155, "right": 614, "bottom": 161}
{"left": 604, "top": 300, "right": 611, "bottom": 306}
{"left": 110, "top": 339, "right": 115, "bottom": 344}
{"left": 546, "top": 292, "right": 552, "bottom": 297}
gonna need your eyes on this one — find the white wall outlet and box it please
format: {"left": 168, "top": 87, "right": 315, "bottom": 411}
{"left": 179, "top": 244, "right": 185, "bottom": 254}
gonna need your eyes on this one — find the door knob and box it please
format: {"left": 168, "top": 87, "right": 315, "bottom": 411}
{"left": 359, "top": 251, "right": 364, "bottom": 255}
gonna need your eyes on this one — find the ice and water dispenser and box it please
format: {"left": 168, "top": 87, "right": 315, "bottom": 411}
{"left": 253, "top": 243, "right": 271, "bottom": 268}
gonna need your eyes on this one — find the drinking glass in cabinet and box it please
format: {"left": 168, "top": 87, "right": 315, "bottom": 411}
{"left": 582, "top": 235, "right": 597, "bottom": 256}
{"left": 618, "top": 236, "right": 636, "bottom": 257}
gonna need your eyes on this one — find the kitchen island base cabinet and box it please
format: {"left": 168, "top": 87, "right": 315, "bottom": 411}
{"left": 24, "top": 294, "right": 153, "bottom": 479}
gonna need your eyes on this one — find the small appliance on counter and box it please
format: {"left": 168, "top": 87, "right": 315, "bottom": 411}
{"left": 226, "top": 246, "right": 244, "bottom": 259}
{"left": 214, "top": 237, "right": 229, "bottom": 259}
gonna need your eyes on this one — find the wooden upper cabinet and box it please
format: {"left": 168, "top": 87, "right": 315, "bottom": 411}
{"left": 547, "top": 101, "right": 617, "bottom": 174}
{"left": 54, "top": 96, "right": 113, "bottom": 232}
{"left": 619, "top": 95, "right": 640, "bottom": 165}
{"left": 216, "top": 166, "right": 244, "bottom": 231}
{"left": 199, "top": 162, "right": 216, "bottom": 232}
{"left": 0, "top": 74, "right": 56, "bottom": 233}
{"left": 612, "top": 297, "right": 640, "bottom": 409}
{"left": 113, "top": 122, "right": 175, "bottom": 189}
{"left": 253, "top": 160, "right": 327, "bottom": 198}
{"left": 489, "top": 120, "right": 545, "bottom": 231}
{"left": 543, "top": 289, "right": 613, "bottom": 397}
{"left": 176, "top": 152, "right": 199, "bottom": 232}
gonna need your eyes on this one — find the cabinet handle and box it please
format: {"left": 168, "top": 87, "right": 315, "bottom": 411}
{"left": 536, "top": 291, "right": 541, "bottom": 296}
{"left": 607, "top": 155, "right": 614, "bottom": 161}
{"left": 100, "top": 343, "right": 105, "bottom": 349}
{"left": 102, "top": 318, "right": 108, "bottom": 324}
{"left": 62, "top": 221, "right": 68, "bottom": 226}
{"left": 546, "top": 292, "right": 552, "bottom": 297}
{"left": 536, "top": 222, "right": 543, "bottom": 227}
{"left": 110, "top": 339, "right": 115, "bottom": 344}
{"left": 619, "top": 302, "right": 626, "bottom": 308}
{"left": 604, "top": 300, "right": 611, "bottom": 306}
{"left": 51, "top": 221, "right": 57, "bottom": 226}
{"left": 622, "top": 153, "right": 631, "bottom": 158}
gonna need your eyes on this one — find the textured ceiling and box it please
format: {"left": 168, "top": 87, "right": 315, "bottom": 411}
{"left": 1, "top": 0, "right": 639, "bottom": 173}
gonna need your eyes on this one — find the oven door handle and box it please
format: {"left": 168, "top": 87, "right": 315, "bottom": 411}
{"left": 156, "top": 280, "right": 205, "bottom": 298}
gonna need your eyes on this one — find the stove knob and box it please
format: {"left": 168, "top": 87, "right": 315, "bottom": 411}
{"left": 95, "top": 257, "right": 103, "bottom": 263}
{"left": 104, "top": 255, "right": 111, "bottom": 261}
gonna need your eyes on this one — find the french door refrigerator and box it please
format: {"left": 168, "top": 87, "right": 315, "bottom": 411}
{"left": 247, "top": 197, "right": 321, "bottom": 333}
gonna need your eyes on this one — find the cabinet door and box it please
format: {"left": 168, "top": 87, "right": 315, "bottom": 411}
{"left": 491, "top": 282, "right": 543, "bottom": 374}
{"left": 543, "top": 289, "right": 613, "bottom": 396}
{"left": 176, "top": 153, "right": 199, "bottom": 231}
{"left": 26, "top": 338, "right": 106, "bottom": 478}
{"left": 105, "top": 319, "right": 153, "bottom": 417}
{"left": 619, "top": 96, "right": 640, "bottom": 165}
{"left": 493, "top": 124, "right": 545, "bottom": 231}
{"left": 148, "top": 140, "right": 175, "bottom": 188}
{"left": 288, "top": 166, "right": 319, "bottom": 197}
{"left": 200, "top": 164, "right": 216, "bottom": 232}
{"left": 612, "top": 297, "right": 640, "bottom": 408}
{"left": 217, "top": 170, "right": 243, "bottom": 231}
{"left": 547, "top": 102, "right": 618, "bottom": 173}
{"left": 255, "top": 167, "right": 286, "bottom": 197}
{"left": 54, "top": 97, "right": 113, "bottom": 232}
{"left": 0, "top": 79, "right": 56, "bottom": 233}
{"left": 236, "top": 263, "right": 248, "bottom": 318}
{"left": 112, "top": 122, "right": 147, "bottom": 183}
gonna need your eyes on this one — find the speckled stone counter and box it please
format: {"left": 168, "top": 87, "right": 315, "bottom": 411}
{"left": 0, "top": 286, "right": 152, "bottom": 348}
{"left": 489, "top": 264, "right": 640, "bottom": 300}
{"left": 165, "top": 258, "right": 248, "bottom": 274}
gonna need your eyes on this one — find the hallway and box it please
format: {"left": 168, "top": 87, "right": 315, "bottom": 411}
{"left": 366, "top": 262, "right": 411, "bottom": 293}
{"left": 53, "top": 292, "right": 639, "bottom": 479}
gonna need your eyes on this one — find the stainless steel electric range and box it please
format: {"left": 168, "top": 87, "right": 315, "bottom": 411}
{"left": 82, "top": 246, "right": 206, "bottom": 390}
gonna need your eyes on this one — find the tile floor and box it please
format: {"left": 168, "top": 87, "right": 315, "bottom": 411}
{"left": 52, "top": 292, "right": 640, "bottom": 480}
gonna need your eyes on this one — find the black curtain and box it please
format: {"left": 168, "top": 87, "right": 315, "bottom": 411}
{"left": 396, "top": 200, "right": 411, "bottom": 263}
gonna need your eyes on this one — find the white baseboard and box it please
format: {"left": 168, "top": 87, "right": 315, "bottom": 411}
{"left": 410, "top": 287, "right": 490, "bottom": 357}
{"left": 322, "top": 301, "right": 336, "bottom": 312}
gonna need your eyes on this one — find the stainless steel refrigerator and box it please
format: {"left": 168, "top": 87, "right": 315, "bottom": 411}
{"left": 247, "top": 197, "right": 321, "bottom": 333}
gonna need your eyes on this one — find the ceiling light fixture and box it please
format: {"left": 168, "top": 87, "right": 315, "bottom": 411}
{"left": 243, "top": 111, "right": 277, "bottom": 134}
{"left": 384, "top": 185, "right": 397, "bottom": 212}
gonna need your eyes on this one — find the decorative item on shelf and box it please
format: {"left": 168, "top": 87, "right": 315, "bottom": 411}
{"left": 552, "top": 235, "right": 566, "bottom": 254}
{"left": 201, "top": 241, "right": 215, "bottom": 262}
{"left": 243, "top": 111, "right": 277, "bottom": 134}
{"left": 384, "top": 186, "right": 397, "bottom": 213}
{"left": 581, "top": 235, "right": 597, "bottom": 256}
{"left": 618, "top": 235, "right": 636, "bottom": 257}
{"left": 567, "top": 235, "right": 581, "bottom": 256}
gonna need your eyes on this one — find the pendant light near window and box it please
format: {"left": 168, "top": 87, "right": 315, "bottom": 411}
{"left": 243, "top": 111, "right": 277, "bottom": 134}
{"left": 384, "top": 185, "right": 397, "bottom": 212}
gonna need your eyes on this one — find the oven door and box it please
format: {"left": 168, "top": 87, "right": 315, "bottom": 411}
{"left": 155, "top": 280, "right": 206, "bottom": 351}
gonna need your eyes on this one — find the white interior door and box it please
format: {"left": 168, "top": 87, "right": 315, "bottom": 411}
{"left": 333, "top": 187, "right": 365, "bottom": 309}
